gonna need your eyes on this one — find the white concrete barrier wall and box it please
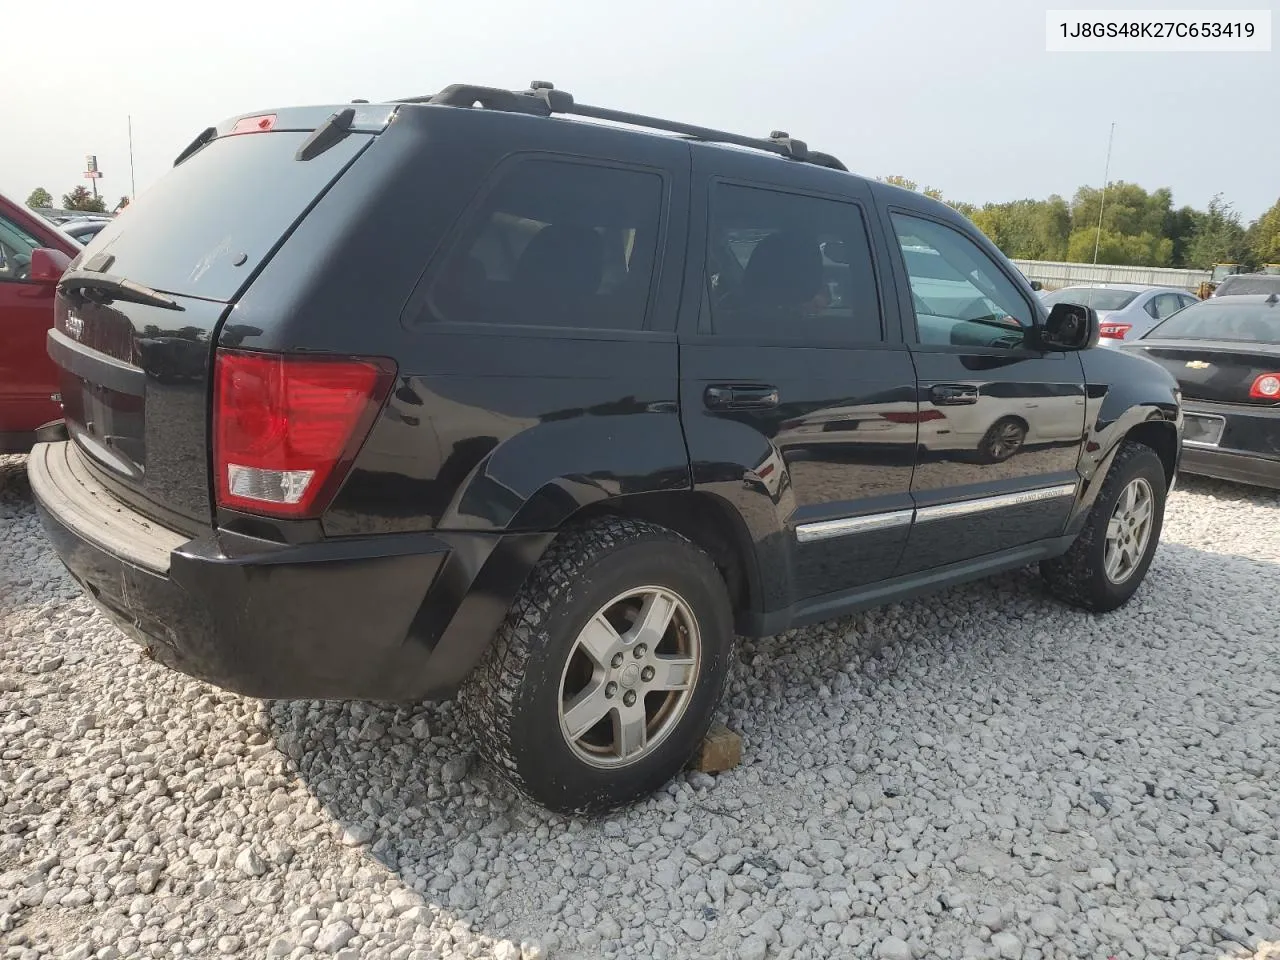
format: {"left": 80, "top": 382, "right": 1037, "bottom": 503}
{"left": 1011, "top": 259, "right": 1210, "bottom": 292}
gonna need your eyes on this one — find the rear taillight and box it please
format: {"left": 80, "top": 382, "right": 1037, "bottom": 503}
{"left": 213, "top": 350, "right": 395, "bottom": 518}
{"left": 1249, "top": 373, "right": 1280, "bottom": 400}
{"left": 1098, "top": 322, "right": 1132, "bottom": 339}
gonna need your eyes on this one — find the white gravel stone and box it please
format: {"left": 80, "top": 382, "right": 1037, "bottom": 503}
{"left": 992, "top": 931, "right": 1023, "bottom": 959}
{"left": 876, "top": 936, "right": 912, "bottom": 960}
{"left": 314, "top": 921, "right": 356, "bottom": 953}
{"left": 4, "top": 459, "right": 1280, "bottom": 959}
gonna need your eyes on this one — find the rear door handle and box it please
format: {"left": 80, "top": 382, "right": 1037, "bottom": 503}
{"left": 929, "top": 383, "right": 979, "bottom": 406}
{"left": 705, "top": 384, "right": 780, "bottom": 410}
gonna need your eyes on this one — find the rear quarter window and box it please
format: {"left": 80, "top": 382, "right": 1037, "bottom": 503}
{"left": 84, "top": 130, "right": 370, "bottom": 301}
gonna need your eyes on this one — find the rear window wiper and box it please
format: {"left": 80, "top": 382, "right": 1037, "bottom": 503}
{"left": 295, "top": 107, "right": 356, "bottom": 161}
{"left": 174, "top": 126, "right": 216, "bottom": 167}
{"left": 60, "top": 273, "right": 184, "bottom": 311}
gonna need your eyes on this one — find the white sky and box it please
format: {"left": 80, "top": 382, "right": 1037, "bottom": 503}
{"left": 4, "top": 0, "right": 1277, "bottom": 220}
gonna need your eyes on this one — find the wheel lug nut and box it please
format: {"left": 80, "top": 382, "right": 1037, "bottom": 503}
{"left": 634, "top": 644, "right": 647, "bottom": 659}
{"left": 623, "top": 690, "right": 637, "bottom": 707}
{"left": 641, "top": 666, "right": 655, "bottom": 682}
{"left": 611, "top": 653, "right": 624, "bottom": 669}
{"left": 605, "top": 682, "right": 618, "bottom": 698}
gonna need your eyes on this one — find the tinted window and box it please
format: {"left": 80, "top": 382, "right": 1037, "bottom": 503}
{"left": 0, "top": 213, "right": 42, "bottom": 282}
{"left": 1148, "top": 301, "right": 1280, "bottom": 344}
{"left": 706, "top": 184, "right": 882, "bottom": 341}
{"left": 1042, "top": 287, "right": 1139, "bottom": 311}
{"left": 892, "top": 214, "right": 1030, "bottom": 348}
{"left": 427, "top": 160, "right": 664, "bottom": 331}
{"left": 84, "top": 130, "right": 369, "bottom": 301}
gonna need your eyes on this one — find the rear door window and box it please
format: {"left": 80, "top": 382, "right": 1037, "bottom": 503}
{"left": 84, "top": 130, "right": 370, "bottom": 302}
{"left": 705, "top": 183, "right": 883, "bottom": 342}
{"left": 423, "top": 158, "right": 666, "bottom": 331}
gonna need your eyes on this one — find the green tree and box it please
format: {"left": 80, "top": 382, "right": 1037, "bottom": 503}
{"left": 115, "top": 196, "right": 130, "bottom": 212}
{"left": 971, "top": 197, "right": 1070, "bottom": 261}
{"left": 25, "top": 187, "right": 53, "bottom": 209}
{"left": 1165, "top": 205, "right": 1200, "bottom": 268}
{"left": 1066, "top": 228, "right": 1173, "bottom": 266}
{"left": 1185, "top": 195, "right": 1249, "bottom": 269}
{"left": 879, "top": 174, "right": 918, "bottom": 191}
{"left": 1248, "top": 197, "right": 1280, "bottom": 265}
{"left": 62, "top": 186, "right": 108, "bottom": 213}
{"left": 1065, "top": 182, "right": 1176, "bottom": 265}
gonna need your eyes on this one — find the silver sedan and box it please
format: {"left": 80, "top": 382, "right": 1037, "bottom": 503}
{"left": 1039, "top": 283, "right": 1200, "bottom": 346}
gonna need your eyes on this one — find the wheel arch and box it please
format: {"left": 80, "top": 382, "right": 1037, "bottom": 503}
{"left": 1067, "top": 410, "right": 1178, "bottom": 536}
{"left": 565, "top": 490, "right": 765, "bottom": 626}
{"left": 1123, "top": 417, "right": 1179, "bottom": 488}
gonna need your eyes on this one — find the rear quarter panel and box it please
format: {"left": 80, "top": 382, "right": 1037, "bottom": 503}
{"left": 227, "top": 107, "right": 695, "bottom": 537}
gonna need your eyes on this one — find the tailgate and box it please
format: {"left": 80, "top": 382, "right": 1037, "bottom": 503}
{"left": 48, "top": 113, "right": 385, "bottom": 531}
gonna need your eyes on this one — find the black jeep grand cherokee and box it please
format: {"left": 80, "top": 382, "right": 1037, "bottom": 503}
{"left": 30, "top": 82, "right": 1182, "bottom": 812}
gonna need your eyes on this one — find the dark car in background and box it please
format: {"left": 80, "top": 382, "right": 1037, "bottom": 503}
{"left": 60, "top": 217, "right": 113, "bottom": 245}
{"left": 1123, "top": 293, "right": 1280, "bottom": 489}
{"left": 1212, "top": 273, "right": 1280, "bottom": 299}
{"left": 0, "top": 191, "right": 78, "bottom": 452}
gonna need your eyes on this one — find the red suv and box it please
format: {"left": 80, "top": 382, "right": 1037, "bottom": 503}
{"left": 0, "top": 192, "right": 78, "bottom": 452}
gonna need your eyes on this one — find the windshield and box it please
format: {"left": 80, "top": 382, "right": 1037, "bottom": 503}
{"left": 1147, "top": 301, "right": 1280, "bottom": 344}
{"left": 1042, "top": 287, "right": 1138, "bottom": 311}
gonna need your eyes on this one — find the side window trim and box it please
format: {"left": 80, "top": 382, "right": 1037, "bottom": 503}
{"left": 883, "top": 204, "right": 1041, "bottom": 353}
{"left": 702, "top": 177, "right": 887, "bottom": 345}
{"left": 402, "top": 151, "right": 673, "bottom": 334}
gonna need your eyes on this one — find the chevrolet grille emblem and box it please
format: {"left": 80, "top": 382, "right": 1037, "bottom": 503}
{"left": 1185, "top": 360, "right": 1211, "bottom": 370}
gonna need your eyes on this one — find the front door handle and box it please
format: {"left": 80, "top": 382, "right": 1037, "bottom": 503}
{"left": 705, "top": 384, "right": 780, "bottom": 410}
{"left": 930, "top": 383, "right": 979, "bottom": 406}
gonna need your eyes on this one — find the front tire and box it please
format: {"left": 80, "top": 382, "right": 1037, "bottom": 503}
{"left": 459, "top": 517, "right": 735, "bottom": 814}
{"left": 1041, "top": 440, "right": 1167, "bottom": 612}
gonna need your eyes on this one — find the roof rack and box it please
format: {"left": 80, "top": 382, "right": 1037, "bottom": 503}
{"left": 394, "top": 81, "right": 848, "bottom": 173}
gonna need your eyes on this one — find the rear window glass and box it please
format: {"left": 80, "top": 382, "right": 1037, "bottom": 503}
{"left": 1148, "top": 301, "right": 1280, "bottom": 344}
{"left": 1042, "top": 287, "right": 1138, "bottom": 311}
{"left": 85, "top": 131, "right": 369, "bottom": 301}
{"left": 1216, "top": 275, "right": 1280, "bottom": 296}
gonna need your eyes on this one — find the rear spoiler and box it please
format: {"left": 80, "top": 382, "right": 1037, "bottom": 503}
{"left": 174, "top": 103, "right": 399, "bottom": 167}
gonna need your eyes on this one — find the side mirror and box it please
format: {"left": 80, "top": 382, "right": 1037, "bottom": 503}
{"left": 1039, "top": 302, "right": 1099, "bottom": 351}
{"left": 29, "top": 247, "right": 72, "bottom": 284}
{"left": 1028, "top": 279, "right": 1043, "bottom": 292}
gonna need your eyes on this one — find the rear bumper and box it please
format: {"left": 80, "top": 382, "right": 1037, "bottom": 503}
{"left": 1179, "top": 401, "right": 1280, "bottom": 490}
{"left": 29, "top": 441, "right": 551, "bottom": 701}
{"left": 1179, "top": 445, "right": 1280, "bottom": 490}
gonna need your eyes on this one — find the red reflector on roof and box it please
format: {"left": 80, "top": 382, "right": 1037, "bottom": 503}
{"left": 231, "top": 114, "right": 277, "bottom": 135}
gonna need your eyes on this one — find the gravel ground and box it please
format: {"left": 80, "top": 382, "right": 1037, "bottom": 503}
{"left": 2, "top": 453, "right": 1279, "bottom": 960}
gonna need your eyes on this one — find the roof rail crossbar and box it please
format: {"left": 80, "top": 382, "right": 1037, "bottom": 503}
{"left": 396, "top": 82, "right": 847, "bottom": 172}
{"left": 398, "top": 84, "right": 552, "bottom": 117}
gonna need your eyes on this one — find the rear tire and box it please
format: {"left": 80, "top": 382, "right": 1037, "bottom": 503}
{"left": 459, "top": 517, "right": 735, "bottom": 814}
{"left": 1041, "top": 440, "right": 1167, "bottom": 612}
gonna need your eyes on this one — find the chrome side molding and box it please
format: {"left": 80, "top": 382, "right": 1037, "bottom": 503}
{"left": 795, "top": 482, "right": 1079, "bottom": 544}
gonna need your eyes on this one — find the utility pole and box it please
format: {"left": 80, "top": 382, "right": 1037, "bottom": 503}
{"left": 1091, "top": 122, "right": 1116, "bottom": 268}
{"left": 128, "top": 116, "right": 137, "bottom": 200}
